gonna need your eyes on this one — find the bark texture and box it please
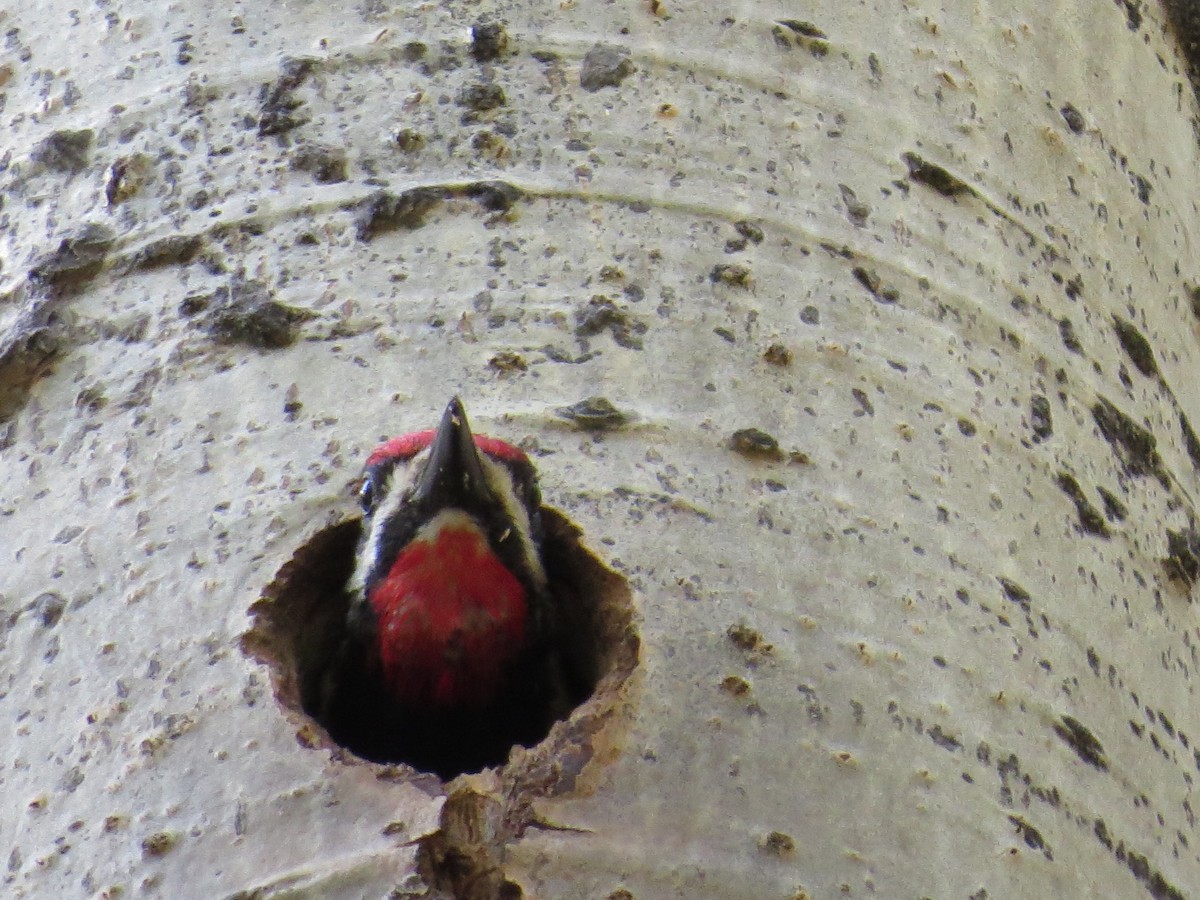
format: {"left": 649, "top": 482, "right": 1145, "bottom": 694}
{"left": 2, "top": 1, "right": 1199, "bottom": 898}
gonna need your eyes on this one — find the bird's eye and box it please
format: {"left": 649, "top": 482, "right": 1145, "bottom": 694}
{"left": 359, "top": 477, "right": 376, "bottom": 513}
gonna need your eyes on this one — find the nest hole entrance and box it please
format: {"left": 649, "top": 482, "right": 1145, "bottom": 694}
{"left": 243, "top": 507, "right": 637, "bottom": 781}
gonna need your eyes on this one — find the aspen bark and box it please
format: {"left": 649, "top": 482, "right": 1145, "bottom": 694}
{"left": 2, "top": 2, "right": 1199, "bottom": 898}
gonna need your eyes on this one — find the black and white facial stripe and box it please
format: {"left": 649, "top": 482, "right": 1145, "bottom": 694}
{"left": 351, "top": 441, "right": 546, "bottom": 604}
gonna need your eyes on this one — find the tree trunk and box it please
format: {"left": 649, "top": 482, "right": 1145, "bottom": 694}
{"left": 3, "top": 1, "right": 1198, "bottom": 897}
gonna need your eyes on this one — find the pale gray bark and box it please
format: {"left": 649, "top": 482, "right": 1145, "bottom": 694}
{"left": 2, "top": 1, "right": 1199, "bottom": 898}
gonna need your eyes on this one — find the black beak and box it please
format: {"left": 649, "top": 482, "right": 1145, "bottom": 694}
{"left": 412, "top": 397, "right": 493, "bottom": 509}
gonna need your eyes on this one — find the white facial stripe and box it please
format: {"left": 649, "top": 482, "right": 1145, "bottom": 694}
{"left": 481, "top": 455, "right": 546, "bottom": 589}
{"left": 350, "top": 444, "right": 545, "bottom": 596}
{"left": 349, "top": 447, "right": 430, "bottom": 596}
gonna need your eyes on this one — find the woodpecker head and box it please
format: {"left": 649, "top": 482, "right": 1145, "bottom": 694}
{"left": 351, "top": 397, "right": 547, "bottom": 709}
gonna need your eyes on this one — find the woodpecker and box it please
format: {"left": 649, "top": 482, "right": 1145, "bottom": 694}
{"left": 321, "top": 397, "right": 568, "bottom": 776}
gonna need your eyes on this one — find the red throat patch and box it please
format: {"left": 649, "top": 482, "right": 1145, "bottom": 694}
{"left": 368, "top": 520, "right": 529, "bottom": 708}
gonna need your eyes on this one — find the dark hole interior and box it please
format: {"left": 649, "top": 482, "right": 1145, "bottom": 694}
{"left": 243, "top": 507, "right": 636, "bottom": 780}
